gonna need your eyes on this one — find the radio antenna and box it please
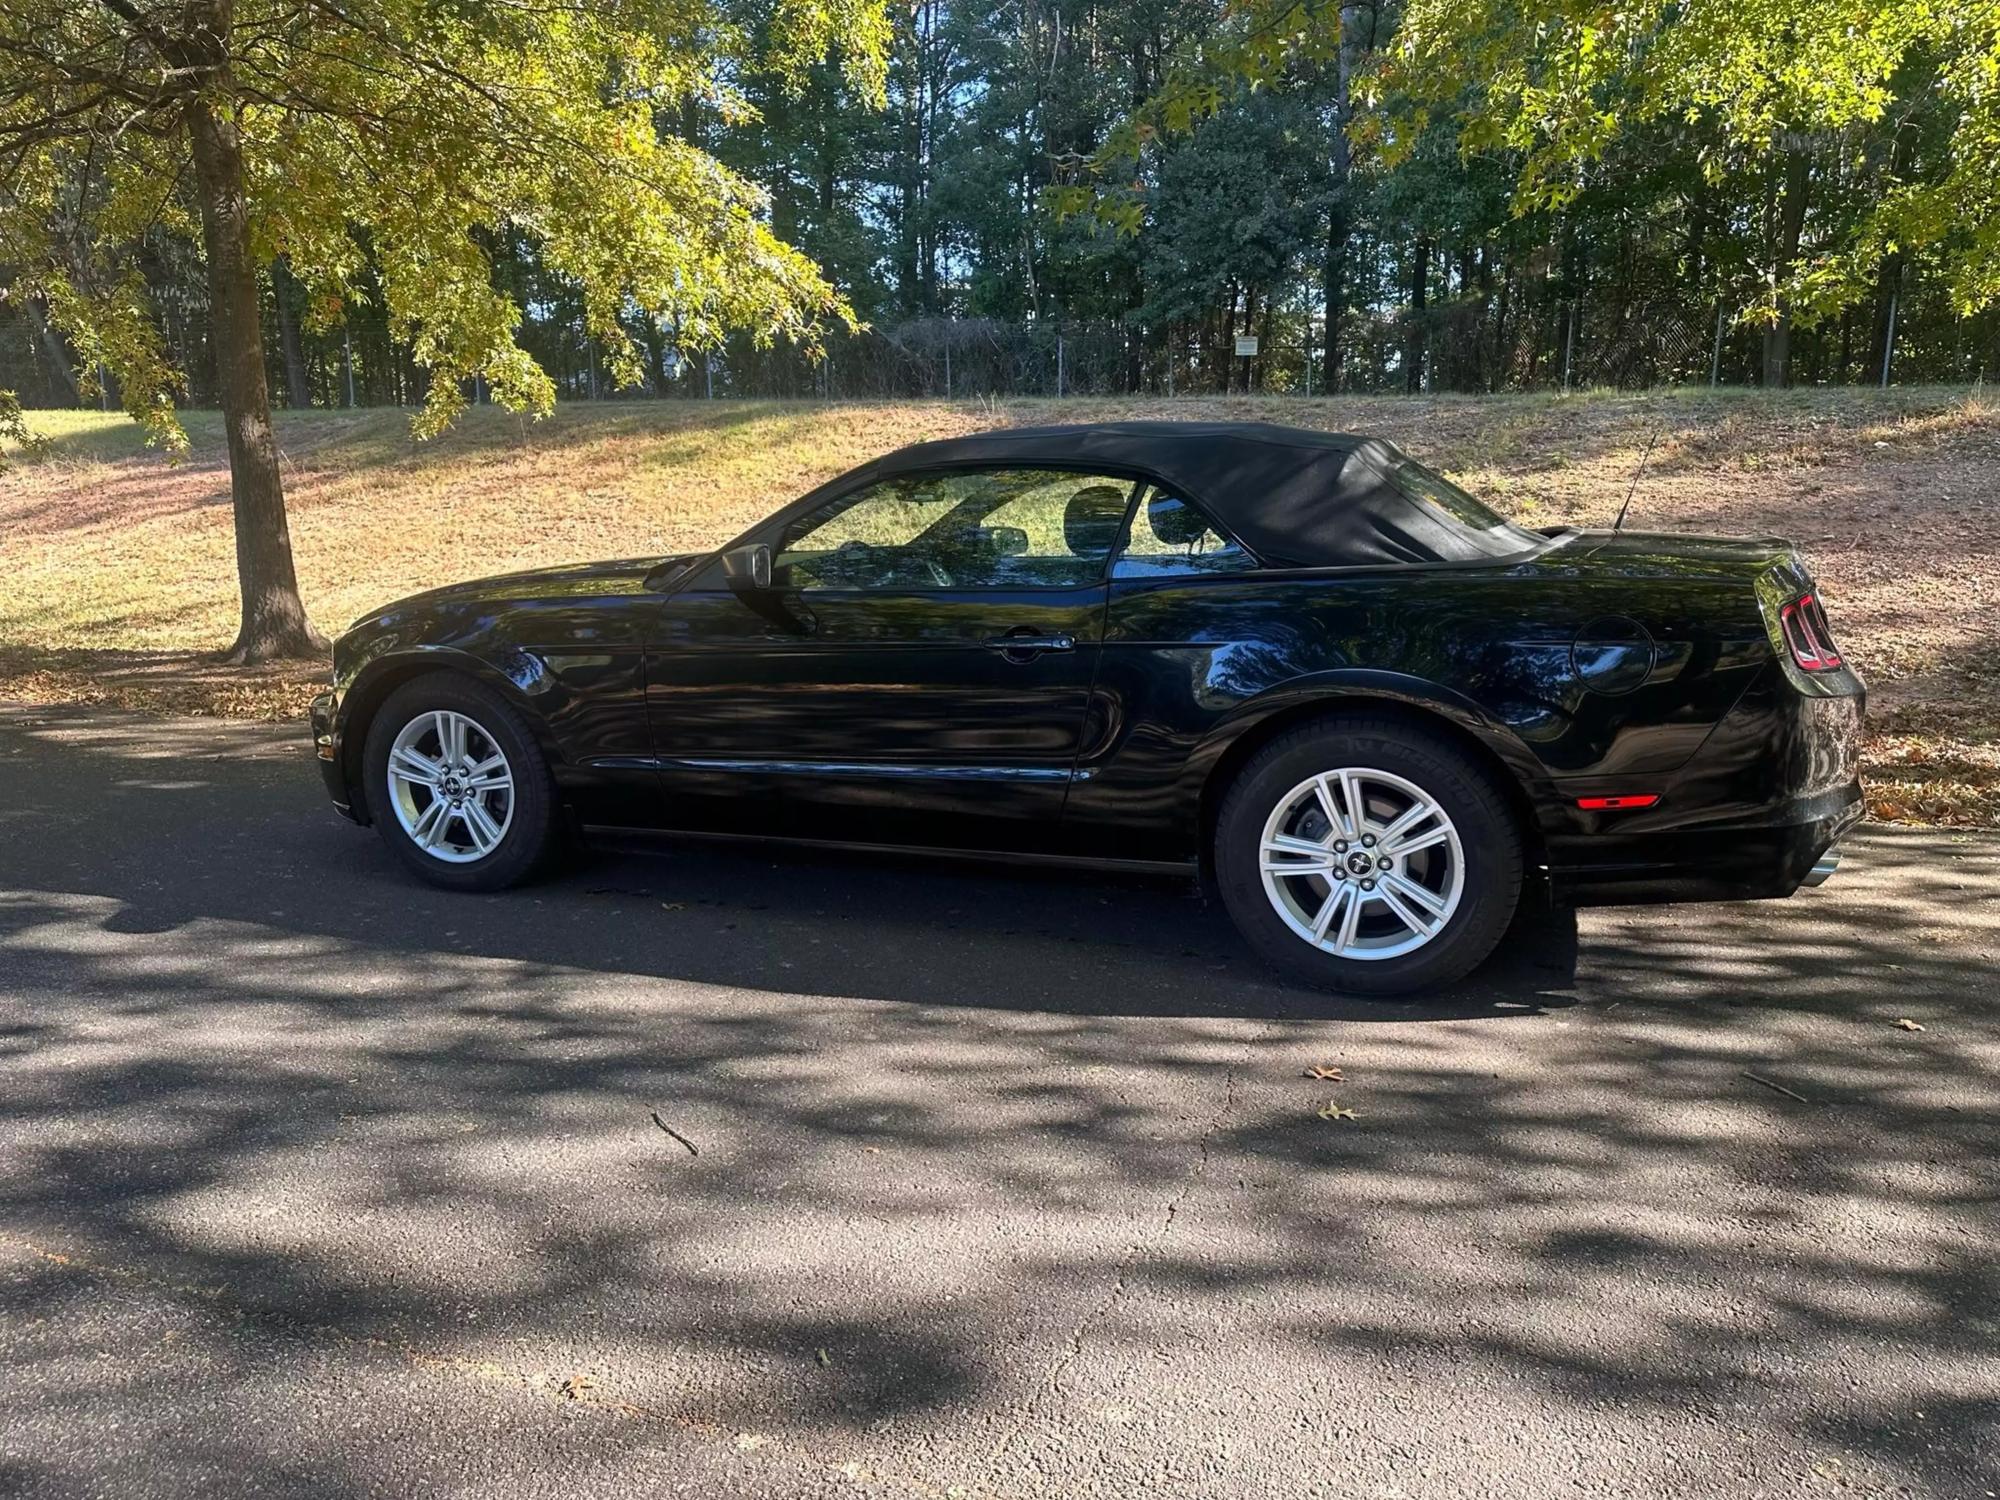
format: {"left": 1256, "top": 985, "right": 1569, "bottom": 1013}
{"left": 1612, "top": 428, "right": 1661, "bottom": 533}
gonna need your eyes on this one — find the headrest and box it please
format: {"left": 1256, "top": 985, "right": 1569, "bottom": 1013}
{"left": 1064, "top": 484, "right": 1129, "bottom": 558}
{"left": 1147, "top": 494, "right": 1211, "bottom": 546}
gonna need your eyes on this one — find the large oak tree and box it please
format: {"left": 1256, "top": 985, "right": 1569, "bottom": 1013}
{"left": 0, "top": 0, "right": 886, "bottom": 660}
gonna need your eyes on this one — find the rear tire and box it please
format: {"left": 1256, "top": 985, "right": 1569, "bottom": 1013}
{"left": 1214, "top": 718, "right": 1523, "bottom": 996}
{"left": 362, "top": 672, "right": 557, "bottom": 891}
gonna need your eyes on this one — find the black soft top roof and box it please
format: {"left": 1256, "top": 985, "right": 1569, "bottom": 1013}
{"left": 868, "top": 420, "right": 1541, "bottom": 568}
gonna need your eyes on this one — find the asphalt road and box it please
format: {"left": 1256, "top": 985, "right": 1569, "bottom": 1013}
{"left": 2, "top": 702, "right": 1996, "bottom": 1500}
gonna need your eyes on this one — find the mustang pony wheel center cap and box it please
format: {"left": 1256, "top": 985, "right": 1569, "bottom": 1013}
{"left": 1346, "top": 852, "right": 1374, "bottom": 874}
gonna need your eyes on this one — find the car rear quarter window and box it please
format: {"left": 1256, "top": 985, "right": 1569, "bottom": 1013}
{"left": 1383, "top": 457, "right": 1512, "bottom": 532}
{"left": 1111, "top": 488, "right": 1255, "bottom": 578}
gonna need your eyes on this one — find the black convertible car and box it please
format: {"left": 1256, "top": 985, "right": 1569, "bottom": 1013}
{"left": 310, "top": 421, "right": 1863, "bottom": 994}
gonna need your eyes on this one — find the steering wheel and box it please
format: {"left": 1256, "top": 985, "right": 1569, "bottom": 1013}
{"left": 823, "top": 538, "right": 955, "bottom": 588}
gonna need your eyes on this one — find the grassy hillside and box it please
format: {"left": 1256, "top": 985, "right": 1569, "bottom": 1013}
{"left": 3, "top": 389, "right": 1995, "bottom": 824}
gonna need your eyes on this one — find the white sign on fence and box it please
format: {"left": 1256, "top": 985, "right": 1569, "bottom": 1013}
{"left": 1234, "top": 336, "right": 1260, "bottom": 357}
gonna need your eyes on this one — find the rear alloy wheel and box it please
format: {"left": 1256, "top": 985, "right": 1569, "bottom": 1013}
{"left": 363, "top": 673, "right": 556, "bottom": 890}
{"left": 1216, "top": 720, "right": 1522, "bottom": 995}
{"left": 1257, "top": 767, "right": 1465, "bottom": 960}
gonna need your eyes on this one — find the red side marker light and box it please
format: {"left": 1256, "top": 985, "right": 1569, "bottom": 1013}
{"left": 1576, "top": 794, "right": 1660, "bottom": 811}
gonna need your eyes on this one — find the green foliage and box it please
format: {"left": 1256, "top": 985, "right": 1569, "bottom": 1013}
{"left": 1134, "top": 93, "right": 1332, "bottom": 323}
{"left": 0, "top": 386, "right": 50, "bottom": 464}
{"left": 1374, "top": 0, "right": 2000, "bottom": 317}
{"left": 1056, "top": 0, "right": 1344, "bottom": 238}
{"left": 0, "top": 0, "right": 890, "bottom": 444}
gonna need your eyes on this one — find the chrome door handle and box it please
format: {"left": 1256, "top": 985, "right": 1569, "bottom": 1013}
{"left": 984, "top": 632, "right": 1075, "bottom": 655}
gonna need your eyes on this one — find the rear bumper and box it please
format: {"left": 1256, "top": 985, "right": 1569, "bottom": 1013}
{"left": 1548, "top": 786, "right": 1862, "bottom": 905}
{"left": 1545, "top": 664, "right": 1864, "bottom": 906}
{"left": 310, "top": 690, "right": 363, "bottom": 823}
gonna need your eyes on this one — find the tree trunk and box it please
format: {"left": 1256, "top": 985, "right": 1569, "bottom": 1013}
{"left": 272, "top": 258, "right": 312, "bottom": 408}
{"left": 1257, "top": 294, "right": 1274, "bottom": 393}
{"left": 187, "top": 86, "right": 326, "bottom": 663}
{"left": 25, "top": 298, "right": 81, "bottom": 405}
{"left": 1405, "top": 235, "right": 1430, "bottom": 394}
{"left": 1763, "top": 146, "right": 1809, "bottom": 388}
{"left": 1322, "top": 3, "right": 1362, "bottom": 392}
{"left": 1465, "top": 245, "right": 1488, "bottom": 393}
{"left": 1682, "top": 175, "right": 1709, "bottom": 302}
{"left": 1323, "top": 193, "right": 1350, "bottom": 393}
{"left": 1221, "top": 288, "right": 1238, "bottom": 394}
{"left": 1867, "top": 253, "right": 1904, "bottom": 380}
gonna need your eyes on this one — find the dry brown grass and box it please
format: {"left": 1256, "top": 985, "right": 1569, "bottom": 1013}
{"left": 4, "top": 389, "right": 1995, "bottom": 824}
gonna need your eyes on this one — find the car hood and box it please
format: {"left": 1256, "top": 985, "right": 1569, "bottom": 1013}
{"left": 371, "top": 556, "right": 691, "bottom": 616}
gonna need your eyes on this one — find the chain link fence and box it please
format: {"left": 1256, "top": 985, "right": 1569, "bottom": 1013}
{"left": 3, "top": 294, "right": 1991, "bottom": 413}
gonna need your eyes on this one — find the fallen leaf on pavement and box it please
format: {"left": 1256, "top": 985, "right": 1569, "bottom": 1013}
{"left": 1304, "top": 1065, "right": 1344, "bottom": 1081}
{"left": 661, "top": 902, "right": 686, "bottom": 912}
{"left": 1893, "top": 1018, "right": 1927, "bottom": 1031}
{"left": 556, "top": 1374, "right": 596, "bottom": 1399}
{"left": 1317, "top": 1103, "right": 1357, "bottom": 1121}
{"left": 816, "top": 1347, "right": 833, "bottom": 1367}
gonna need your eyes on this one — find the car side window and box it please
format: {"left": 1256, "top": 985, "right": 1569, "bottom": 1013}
{"left": 774, "top": 468, "right": 1138, "bottom": 590}
{"left": 1111, "top": 487, "right": 1255, "bottom": 578}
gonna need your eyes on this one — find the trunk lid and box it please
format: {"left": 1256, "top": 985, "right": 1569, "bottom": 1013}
{"left": 1562, "top": 528, "right": 1802, "bottom": 578}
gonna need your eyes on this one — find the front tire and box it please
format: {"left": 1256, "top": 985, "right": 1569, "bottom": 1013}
{"left": 362, "top": 673, "right": 557, "bottom": 891}
{"left": 1214, "top": 718, "right": 1523, "bottom": 996}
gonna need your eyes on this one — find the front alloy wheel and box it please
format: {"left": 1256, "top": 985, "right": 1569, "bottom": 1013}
{"left": 385, "top": 709, "right": 516, "bottom": 863}
{"left": 362, "top": 672, "right": 557, "bottom": 891}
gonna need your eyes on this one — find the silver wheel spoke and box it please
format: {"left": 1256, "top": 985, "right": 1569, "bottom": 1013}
{"left": 389, "top": 746, "right": 442, "bottom": 785}
{"left": 1336, "top": 769, "right": 1365, "bottom": 836}
{"left": 1376, "top": 881, "right": 1437, "bottom": 940}
{"left": 462, "top": 798, "right": 504, "bottom": 852}
{"left": 1309, "top": 881, "right": 1349, "bottom": 941}
{"left": 1334, "top": 880, "right": 1365, "bottom": 951}
{"left": 1311, "top": 775, "right": 1346, "bottom": 838}
{"left": 1383, "top": 871, "right": 1447, "bottom": 918}
{"left": 1263, "top": 831, "right": 1336, "bottom": 873}
{"left": 464, "top": 770, "right": 513, "bottom": 793}
{"left": 412, "top": 797, "right": 452, "bottom": 848}
{"left": 1376, "top": 800, "right": 1434, "bottom": 848}
{"left": 1386, "top": 825, "right": 1449, "bottom": 858}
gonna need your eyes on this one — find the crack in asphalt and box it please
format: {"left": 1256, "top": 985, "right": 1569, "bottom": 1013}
{"left": 984, "top": 1064, "right": 1242, "bottom": 1471}
{"left": 0, "top": 1229, "right": 990, "bottom": 1500}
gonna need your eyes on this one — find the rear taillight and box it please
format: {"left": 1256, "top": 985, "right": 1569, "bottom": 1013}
{"left": 1778, "top": 592, "right": 1843, "bottom": 672}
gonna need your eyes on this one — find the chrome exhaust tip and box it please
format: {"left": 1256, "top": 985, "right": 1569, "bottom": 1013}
{"left": 1802, "top": 847, "right": 1841, "bottom": 888}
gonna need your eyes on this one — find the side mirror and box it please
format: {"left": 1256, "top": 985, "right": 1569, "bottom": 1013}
{"left": 982, "top": 525, "right": 1030, "bottom": 557}
{"left": 721, "top": 543, "right": 772, "bottom": 590}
